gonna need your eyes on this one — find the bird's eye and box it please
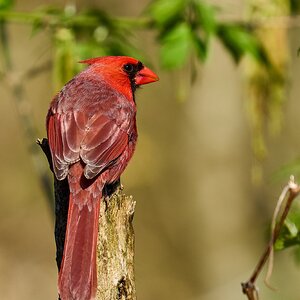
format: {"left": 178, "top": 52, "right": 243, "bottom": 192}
{"left": 123, "top": 64, "right": 135, "bottom": 73}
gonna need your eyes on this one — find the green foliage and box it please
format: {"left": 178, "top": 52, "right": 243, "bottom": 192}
{"left": 0, "top": 0, "right": 274, "bottom": 73}
{"left": 0, "top": 0, "right": 13, "bottom": 11}
{"left": 148, "top": 0, "right": 218, "bottom": 68}
{"left": 275, "top": 207, "right": 300, "bottom": 262}
{"left": 217, "top": 24, "right": 265, "bottom": 64}
{"left": 148, "top": 0, "right": 219, "bottom": 68}
{"left": 148, "top": 0, "right": 186, "bottom": 28}
{"left": 194, "top": 0, "right": 216, "bottom": 37}
{"left": 160, "top": 22, "right": 194, "bottom": 69}
{"left": 23, "top": 5, "right": 144, "bottom": 86}
{"left": 147, "top": 0, "right": 273, "bottom": 70}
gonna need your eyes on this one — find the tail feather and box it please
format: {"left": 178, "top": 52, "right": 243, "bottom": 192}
{"left": 58, "top": 191, "right": 100, "bottom": 300}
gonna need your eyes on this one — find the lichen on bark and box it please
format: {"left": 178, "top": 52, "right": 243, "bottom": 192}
{"left": 97, "top": 188, "right": 136, "bottom": 300}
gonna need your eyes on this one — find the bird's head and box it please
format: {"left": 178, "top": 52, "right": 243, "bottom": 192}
{"left": 80, "top": 56, "right": 159, "bottom": 100}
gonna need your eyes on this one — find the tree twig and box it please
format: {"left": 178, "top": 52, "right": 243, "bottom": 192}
{"left": 241, "top": 176, "right": 300, "bottom": 300}
{"left": 1, "top": 9, "right": 300, "bottom": 30}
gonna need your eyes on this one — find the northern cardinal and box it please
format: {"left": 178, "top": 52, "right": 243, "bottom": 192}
{"left": 46, "top": 56, "right": 158, "bottom": 300}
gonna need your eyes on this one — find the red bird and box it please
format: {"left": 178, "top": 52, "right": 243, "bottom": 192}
{"left": 46, "top": 56, "right": 158, "bottom": 300}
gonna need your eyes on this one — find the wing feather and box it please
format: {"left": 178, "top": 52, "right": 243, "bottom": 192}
{"left": 47, "top": 75, "right": 136, "bottom": 181}
{"left": 81, "top": 116, "right": 113, "bottom": 151}
{"left": 80, "top": 116, "right": 129, "bottom": 179}
{"left": 47, "top": 114, "right": 69, "bottom": 180}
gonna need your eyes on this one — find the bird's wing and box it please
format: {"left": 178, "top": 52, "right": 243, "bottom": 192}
{"left": 47, "top": 110, "right": 86, "bottom": 180}
{"left": 47, "top": 78, "right": 135, "bottom": 181}
{"left": 80, "top": 111, "right": 130, "bottom": 179}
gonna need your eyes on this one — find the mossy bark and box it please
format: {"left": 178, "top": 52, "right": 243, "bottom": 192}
{"left": 97, "top": 189, "right": 136, "bottom": 300}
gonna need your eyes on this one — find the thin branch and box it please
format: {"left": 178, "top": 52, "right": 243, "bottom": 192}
{"left": 264, "top": 184, "right": 290, "bottom": 289}
{"left": 241, "top": 176, "right": 300, "bottom": 300}
{"left": 1, "top": 9, "right": 300, "bottom": 31}
{"left": 0, "top": 10, "right": 153, "bottom": 29}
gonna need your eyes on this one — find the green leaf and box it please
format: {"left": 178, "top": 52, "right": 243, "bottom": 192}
{"left": 160, "top": 22, "right": 193, "bottom": 69}
{"left": 275, "top": 212, "right": 300, "bottom": 251}
{"left": 285, "top": 218, "right": 298, "bottom": 238}
{"left": 194, "top": 0, "right": 216, "bottom": 35}
{"left": 274, "top": 238, "right": 285, "bottom": 250}
{"left": 148, "top": 0, "right": 186, "bottom": 27}
{"left": 191, "top": 33, "right": 207, "bottom": 61}
{"left": 0, "top": 0, "right": 13, "bottom": 10}
{"left": 217, "top": 24, "right": 261, "bottom": 63}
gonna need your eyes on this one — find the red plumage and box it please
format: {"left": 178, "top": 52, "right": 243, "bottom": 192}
{"left": 46, "top": 56, "right": 158, "bottom": 300}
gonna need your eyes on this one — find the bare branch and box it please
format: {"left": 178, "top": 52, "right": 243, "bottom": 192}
{"left": 241, "top": 176, "right": 300, "bottom": 300}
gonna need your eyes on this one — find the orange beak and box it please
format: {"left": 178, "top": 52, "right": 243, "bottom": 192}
{"left": 135, "top": 66, "right": 159, "bottom": 86}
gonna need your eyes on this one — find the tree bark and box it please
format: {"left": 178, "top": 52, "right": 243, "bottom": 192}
{"left": 97, "top": 189, "right": 136, "bottom": 300}
{"left": 37, "top": 138, "right": 137, "bottom": 300}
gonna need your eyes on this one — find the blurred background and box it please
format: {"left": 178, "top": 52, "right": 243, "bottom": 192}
{"left": 1, "top": 0, "right": 300, "bottom": 299}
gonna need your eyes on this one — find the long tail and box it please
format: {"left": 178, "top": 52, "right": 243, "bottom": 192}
{"left": 58, "top": 164, "right": 101, "bottom": 300}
